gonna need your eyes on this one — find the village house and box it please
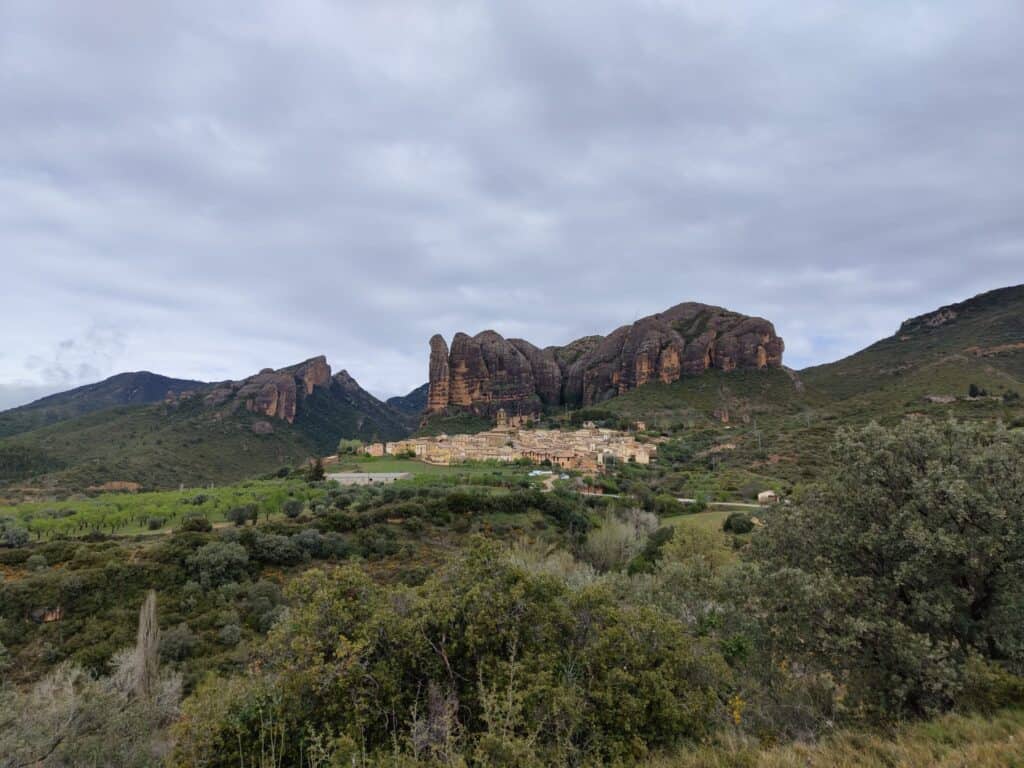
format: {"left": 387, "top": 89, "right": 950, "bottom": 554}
{"left": 381, "top": 418, "right": 654, "bottom": 471}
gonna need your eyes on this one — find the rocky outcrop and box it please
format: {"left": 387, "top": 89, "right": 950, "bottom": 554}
{"left": 204, "top": 355, "right": 333, "bottom": 424}
{"left": 427, "top": 335, "right": 451, "bottom": 412}
{"left": 426, "top": 302, "right": 784, "bottom": 416}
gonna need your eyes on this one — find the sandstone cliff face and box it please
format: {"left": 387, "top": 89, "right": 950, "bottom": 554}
{"left": 426, "top": 302, "right": 784, "bottom": 416}
{"left": 205, "top": 355, "right": 333, "bottom": 423}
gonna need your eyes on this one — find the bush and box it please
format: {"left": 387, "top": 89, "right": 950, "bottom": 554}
{"left": 178, "top": 513, "right": 212, "bottom": 533}
{"left": 752, "top": 420, "right": 1024, "bottom": 718}
{"left": 226, "top": 505, "right": 257, "bottom": 527}
{"left": 25, "top": 554, "right": 48, "bottom": 571}
{"left": 160, "top": 624, "right": 198, "bottom": 662}
{"left": 583, "top": 512, "right": 655, "bottom": 572}
{"left": 722, "top": 512, "right": 754, "bottom": 534}
{"left": 187, "top": 541, "right": 249, "bottom": 588}
{"left": 218, "top": 623, "right": 242, "bottom": 647}
{"left": 337, "top": 439, "right": 362, "bottom": 455}
{"left": 146, "top": 517, "right": 166, "bottom": 531}
{"left": 173, "top": 541, "right": 729, "bottom": 765}
{"left": 282, "top": 499, "right": 304, "bottom": 519}
{"left": 247, "top": 532, "right": 305, "bottom": 566}
{"left": 293, "top": 528, "right": 324, "bottom": 557}
{"left": 1, "top": 528, "right": 29, "bottom": 548}
{"left": 654, "top": 494, "right": 685, "bottom": 516}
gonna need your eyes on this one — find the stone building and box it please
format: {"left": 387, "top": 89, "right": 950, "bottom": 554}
{"left": 383, "top": 424, "right": 653, "bottom": 471}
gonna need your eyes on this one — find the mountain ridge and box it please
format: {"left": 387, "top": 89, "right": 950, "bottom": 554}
{"left": 426, "top": 301, "right": 784, "bottom": 418}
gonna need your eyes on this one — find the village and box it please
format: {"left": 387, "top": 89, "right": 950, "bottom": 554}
{"left": 360, "top": 409, "right": 654, "bottom": 472}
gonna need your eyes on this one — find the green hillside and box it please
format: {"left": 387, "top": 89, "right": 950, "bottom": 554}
{"left": 802, "top": 284, "right": 1024, "bottom": 399}
{"left": 0, "top": 397, "right": 316, "bottom": 492}
{"left": 0, "top": 371, "right": 206, "bottom": 439}
{"left": 0, "top": 366, "right": 415, "bottom": 495}
{"left": 589, "top": 286, "right": 1024, "bottom": 490}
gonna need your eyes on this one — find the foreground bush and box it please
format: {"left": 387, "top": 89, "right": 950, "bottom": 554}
{"left": 173, "top": 540, "right": 730, "bottom": 766}
{"left": 749, "top": 419, "right": 1024, "bottom": 719}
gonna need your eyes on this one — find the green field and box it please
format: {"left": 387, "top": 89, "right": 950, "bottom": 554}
{"left": 664, "top": 509, "right": 733, "bottom": 532}
{"left": 0, "top": 478, "right": 323, "bottom": 539}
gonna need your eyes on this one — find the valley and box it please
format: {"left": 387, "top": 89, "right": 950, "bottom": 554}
{"left": 1, "top": 285, "right": 1023, "bottom": 767}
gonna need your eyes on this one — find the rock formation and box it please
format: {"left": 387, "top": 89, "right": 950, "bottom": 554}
{"left": 204, "top": 355, "right": 333, "bottom": 424}
{"left": 426, "top": 302, "right": 784, "bottom": 416}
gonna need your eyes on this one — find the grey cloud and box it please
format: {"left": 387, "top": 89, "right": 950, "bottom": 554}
{"left": 0, "top": 0, "right": 1022, "bottom": 406}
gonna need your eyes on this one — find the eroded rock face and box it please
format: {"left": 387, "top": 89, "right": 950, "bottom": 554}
{"left": 206, "top": 355, "right": 333, "bottom": 423}
{"left": 427, "top": 335, "right": 451, "bottom": 413}
{"left": 426, "top": 302, "right": 784, "bottom": 415}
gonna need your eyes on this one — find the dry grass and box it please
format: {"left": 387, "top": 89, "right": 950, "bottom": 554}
{"left": 646, "top": 709, "right": 1024, "bottom": 767}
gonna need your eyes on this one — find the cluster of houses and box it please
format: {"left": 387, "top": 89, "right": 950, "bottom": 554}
{"left": 361, "top": 410, "right": 654, "bottom": 472}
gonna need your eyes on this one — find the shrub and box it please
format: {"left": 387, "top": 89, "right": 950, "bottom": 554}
{"left": 160, "top": 624, "right": 198, "bottom": 662}
{"left": 248, "top": 532, "right": 305, "bottom": 566}
{"left": 146, "top": 517, "right": 165, "bottom": 531}
{"left": 173, "top": 541, "right": 729, "bottom": 765}
{"left": 1, "top": 528, "right": 29, "bottom": 548}
{"left": 654, "top": 494, "right": 685, "bottom": 516}
{"left": 723, "top": 512, "right": 754, "bottom": 534}
{"left": 752, "top": 420, "right": 1024, "bottom": 718}
{"left": 584, "top": 514, "right": 649, "bottom": 571}
{"left": 178, "top": 513, "right": 212, "bottom": 533}
{"left": 282, "top": 499, "right": 304, "bottom": 519}
{"left": 187, "top": 541, "right": 249, "bottom": 588}
{"left": 293, "top": 528, "right": 324, "bottom": 556}
{"left": 226, "top": 505, "right": 257, "bottom": 527}
{"left": 25, "top": 554, "right": 48, "bottom": 572}
{"left": 218, "top": 623, "right": 242, "bottom": 647}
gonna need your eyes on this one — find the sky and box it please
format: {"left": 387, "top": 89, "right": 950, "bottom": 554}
{"left": 1, "top": 1, "right": 1022, "bottom": 408}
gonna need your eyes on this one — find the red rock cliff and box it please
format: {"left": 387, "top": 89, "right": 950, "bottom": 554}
{"left": 426, "top": 302, "right": 784, "bottom": 416}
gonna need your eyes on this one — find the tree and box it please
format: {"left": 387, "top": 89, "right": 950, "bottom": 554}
{"left": 226, "top": 504, "right": 257, "bottom": 527}
{"left": 750, "top": 419, "right": 1024, "bottom": 717}
{"left": 178, "top": 512, "right": 212, "bottom": 533}
{"left": 722, "top": 512, "right": 754, "bottom": 534}
{"left": 1, "top": 527, "right": 29, "bottom": 548}
{"left": 187, "top": 541, "right": 250, "bottom": 588}
{"left": 337, "top": 438, "right": 362, "bottom": 455}
{"left": 307, "top": 457, "right": 326, "bottom": 482}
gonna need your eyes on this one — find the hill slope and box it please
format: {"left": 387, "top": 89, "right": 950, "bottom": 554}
{"left": 387, "top": 383, "right": 429, "bottom": 418}
{"left": 0, "top": 357, "right": 414, "bottom": 493}
{"left": 594, "top": 286, "right": 1023, "bottom": 489}
{"left": 0, "top": 371, "right": 206, "bottom": 439}
{"left": 801, "top": 284, "right": 1024, "bottom": 400}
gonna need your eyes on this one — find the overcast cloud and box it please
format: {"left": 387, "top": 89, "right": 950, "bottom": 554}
{"left": 1, "top": 0, "right": 1022, "bottom": 407}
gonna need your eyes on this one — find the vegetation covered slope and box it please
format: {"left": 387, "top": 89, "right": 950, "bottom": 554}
{"left": 0, "top": 371, "right": 206, "bottom": 439}
{"left": 588, "top": 286, "right": 1023, "bottom": 492}
{"left": 386, "top": 382, "right": 429, "bottom": 417}
{"left": 802, "top": 283, "right": 1024, "bottom": 399}
{"left": 0, "top": 368, "right": 415, "bottom": 493}
{"left": 1, "top": 420, "right": 1022, "bottom": 766}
